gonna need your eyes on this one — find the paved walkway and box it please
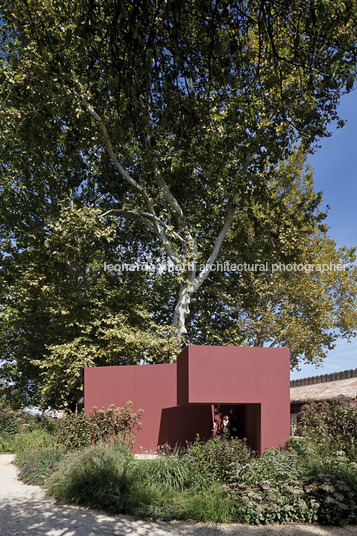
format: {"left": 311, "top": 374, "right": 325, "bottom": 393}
{"left": 1, "top": 454, "right": 357, "bottom": 536}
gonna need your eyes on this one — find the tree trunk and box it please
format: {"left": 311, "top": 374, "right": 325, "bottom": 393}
{"left": 172, "top": 278, "right": 195, "bottom": 353}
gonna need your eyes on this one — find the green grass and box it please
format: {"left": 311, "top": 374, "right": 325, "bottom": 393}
{"left": 0, "top": 434, "right": 17, "bottom": 453}
{"left": 176, "top": 482, "right": 238, "bottom": 523}
{"left": 0, "top": 427, "right": 57, "bottom": 454}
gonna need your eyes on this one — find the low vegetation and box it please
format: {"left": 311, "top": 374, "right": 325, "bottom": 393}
{"left": 297, "top": 396, "right": 357, "bottom": 461}
{"left": 56, "top": 402, "right": 142, "bottom": 450}
{"left": 1, "top": 396, "right": 356, "bottom": 526}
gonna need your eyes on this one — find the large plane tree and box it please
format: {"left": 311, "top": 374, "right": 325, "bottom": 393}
{"left": 1, "top": 0, "right": 357, "bottom": 406}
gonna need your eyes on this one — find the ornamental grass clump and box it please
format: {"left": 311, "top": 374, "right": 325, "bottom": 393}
{"left": 137, "top": 454, "right": 192, "bottom": 490}
{"left": 47, "top": 442, "right": 172, "bottom": 517}
{"left": 177, "top": 481, "right": 238, "bottom": 523}
{"left": 47, "top": 443, "right": 134, "bottom": 512}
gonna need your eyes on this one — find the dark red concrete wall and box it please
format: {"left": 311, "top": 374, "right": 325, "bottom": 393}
{"left": 84, "top": 363, "right": 177, "bottom": 453}
{"left": 158, "top": 405, "right": 212, "bottom": 448}
{"left": 84, "top": 362, "right": 213, "bottom": 452}
{"left": 85, "top": 345, "right": 290, "bottom": 454}
{"left": 176, "top": 346, "right": 290, "bottom": 453}
{"left": 245, "top": 404, "right": 261, "bottom": 453}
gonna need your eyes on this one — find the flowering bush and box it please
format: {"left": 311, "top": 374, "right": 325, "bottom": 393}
{"left": 228, "top": 449, "right": 317, "bottom": 524}
{"left": 56, "top": 411, "right": 91, "bottom": 449}
{"left": 302, "top": 462, "right": 357, "bottom": 526}
{"left": 88, "top": 403, "right": 143, "bottom": 448}
{"left": 297, "top": 397, "right": 357, "bottom": 461}
{"left": 183, "top": 436, "right": 254, "bottom": 485}
{"left": 57, "top": 402, "right": 142, "bottom": 450}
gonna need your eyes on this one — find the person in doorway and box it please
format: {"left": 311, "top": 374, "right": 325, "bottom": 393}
{"left": 222, "top": 415, "right": 230, "bottom": 438}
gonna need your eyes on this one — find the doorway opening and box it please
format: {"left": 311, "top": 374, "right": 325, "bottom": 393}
{"left": 212, "top": 403, "right": 261, "bottom": 452}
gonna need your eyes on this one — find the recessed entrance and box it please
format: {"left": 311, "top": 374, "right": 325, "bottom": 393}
{"left": 212, "top": 403, "right": 261, "bottom": 452}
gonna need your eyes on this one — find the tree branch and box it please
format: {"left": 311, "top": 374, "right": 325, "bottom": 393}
{"left": 100, "top": 208, "right": 186, "bottom": 244}
{"left": 151, "top": 156, "right": 184, "bottom": 221}
{"left": 84, "top": 101, "right": 181, "bottom": 265}
{"left": 84, "top": 101, "right": 150, "bottom": 201}
{"left": 141, "top": 64, "right": 194, "bottom": 251}
{"left": 194, "top": 193, "right": 238, "bottom": 291}
{"left": 269, "top": 321, "right": 293, "bottom": 347}
{"left": 193, "top": 154, "right": 253, "bottom": 290}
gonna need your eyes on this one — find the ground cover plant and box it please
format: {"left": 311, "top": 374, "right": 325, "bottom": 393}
{"left": 2, "top": 403, "right": 142, "bottom": 487}
{"left": 302, "top": 460, "right": 357, "bottom": 526}
{"left": 44, "top": 436, "right": 357, "bottom": 526}
{"left": 7, "top": 396, "right": 357, "bottom": 526}
{"left": 16, "top": 447, "right": 65, "bottom": 486}
{"left": 228, "top": 449, "right": 318, "bottom": 524}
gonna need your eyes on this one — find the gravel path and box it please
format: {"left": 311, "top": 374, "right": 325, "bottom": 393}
{"left": 1, "top": 454, "right": 357, "bottom": 536}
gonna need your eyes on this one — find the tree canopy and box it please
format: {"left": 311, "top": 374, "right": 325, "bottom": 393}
{"left": 1, "top": 0, "right": 357, "bottom": 407}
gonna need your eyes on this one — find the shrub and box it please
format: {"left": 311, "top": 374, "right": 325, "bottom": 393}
{"left": 37, "top": 416, "right": 58, "bottom": 434}
{"left": 228, "top": 449, "right": 317, "bottom": 524}
{"left": 47, "top": 443, "right": 133, "bottom": 512}
{"left": 183, "top": 437, "right": 254, "bottom": 485}
{"left": 0, "top": 409, "right": 58, "bottom": 453}
{"left": 302, "top": 460, "right": 357, "bottom": 526}
{"left": 56, "top": 411, "right": 91, "bottom": 450}
{"left": 0, "top": 408, "right": 21, "bottom": 452}
{"left": 16, "top": 447, "right": 65, "bottom": 485}
{"left": 297, "top": 397, "right": 357, "bottom": 461}
{"left": 13, "top": 429, "right": 57, "bottom": 454}
{"left": 0, "top": 408, "right": 19, "bottom": 436}
{"left": 56, "top": 403, "right": 143, "bottom": 451}
{"left": 88, "top": 403, "right": 143, "bottom": 448}
{"left": 230, "top": 449, "right": 299, "bottom": 486}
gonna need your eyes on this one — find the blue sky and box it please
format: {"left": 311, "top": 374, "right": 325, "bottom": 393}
{"left": 290, "top": 90, "right": 357, "bottom": 379}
